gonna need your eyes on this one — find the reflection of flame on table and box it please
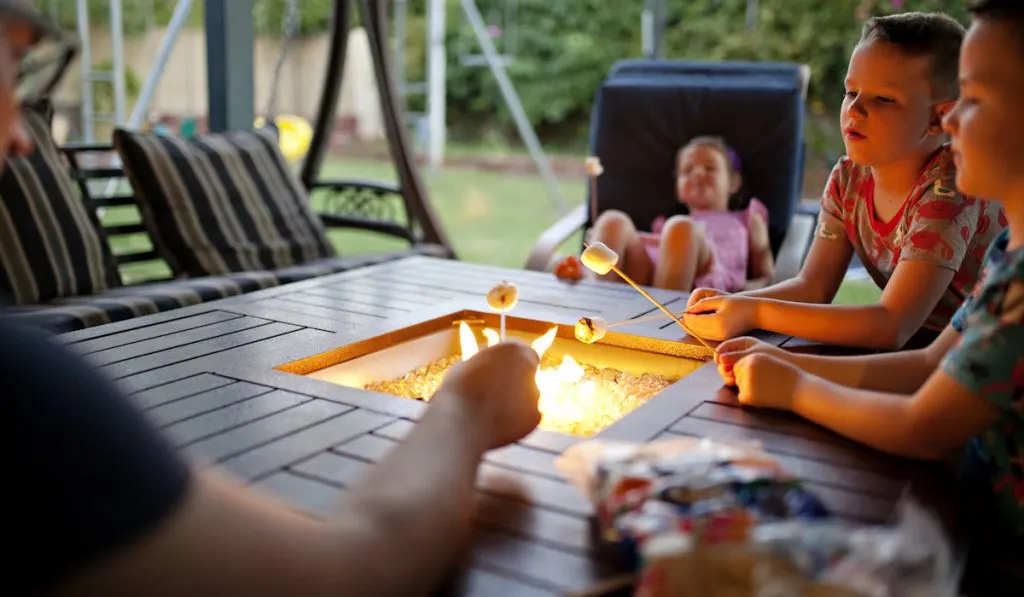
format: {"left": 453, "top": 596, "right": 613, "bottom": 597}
{"left": 364, "top": 322, "right": 678, "bottom": 436}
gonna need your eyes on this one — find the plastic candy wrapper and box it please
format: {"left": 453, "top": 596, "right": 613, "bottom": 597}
{"left": 555, "top": 438, "right": 958, "bottom": 596}
{"left": 556, "top": 437, "right": 829, "bottom": 563}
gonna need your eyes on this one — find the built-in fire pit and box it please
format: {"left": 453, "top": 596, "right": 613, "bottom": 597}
{"left": 278, "top": 309, "right": 711, "bottom": 437}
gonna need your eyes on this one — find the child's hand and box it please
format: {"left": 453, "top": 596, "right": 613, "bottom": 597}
{"left": 732, "top": 353, "right": 802, "bottom": 412}
{"left": 683, "top": 296, "right": 758, "bottom": 340}
{"left": 686, "top": 287, "right": 726, "bottom": 309}
{"left": 714, "top": 337, "right": 785, "bottom": 386}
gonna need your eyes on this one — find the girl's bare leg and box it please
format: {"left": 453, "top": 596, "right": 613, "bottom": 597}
{"left": 589, "top": 210, "right": 654, "bottom": 285}
{"left": 654, "top": 215, "right": 711, "bottom": 291}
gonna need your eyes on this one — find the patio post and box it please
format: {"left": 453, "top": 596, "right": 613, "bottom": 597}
{"left": 205, "top": 0, "right": 254, "bottom": 132}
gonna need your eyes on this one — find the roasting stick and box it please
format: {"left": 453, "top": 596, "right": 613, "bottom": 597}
{"left": 585, "top": 157, "right": 603, "bottom": 227}
{"left": 486, "top": 281, "right": 519, "bottom": 342}
{"left": 605, "top": 310, "right": 685, "bottom": 328}
{"left": 580, "top": 242, "right": 714, "bottom": 350}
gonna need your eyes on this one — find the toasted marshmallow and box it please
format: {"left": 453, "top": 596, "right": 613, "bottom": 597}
{"left": 574, "top": 316, "right": 608, "bottom": 344}
{"left": 580, "top": 242, "right": 619, "bottom": 275}
{"left": 486, "top": 281, "right": 519, "bottom": 311}
{"left": 585, "top": 156, "right": 604, "bottom": 177}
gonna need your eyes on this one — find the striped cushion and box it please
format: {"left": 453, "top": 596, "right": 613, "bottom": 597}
{"left": 113, "top": 127, "right": 335, "bottom": 278}
{"left": 6, "top": 270, "right": 280, "bottom": 333}
{"left": 0, "top": 102, "right": 120, "bottom": 304}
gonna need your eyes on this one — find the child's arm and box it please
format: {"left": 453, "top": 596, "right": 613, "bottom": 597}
{"left": 745, "top": 208, "right": 774, "bottom": 285}
{"left": 734, "top": 281, "right": 1020, "bottom": 461}
{"left": 736, "top": 355, "right": 997, "bottom": 460}
{"left": 702, "top": 259, "right": 956, "bottom": 349}
{"left": 716, "top": 325, "right": 961, "bottom": 395}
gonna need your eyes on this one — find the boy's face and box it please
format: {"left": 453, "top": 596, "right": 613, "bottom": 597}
{"left": 842, "top": 39, "right": 948, "bottom": 168}
{"left": 943, "top": 18, "right": 1024, "bottom": 202}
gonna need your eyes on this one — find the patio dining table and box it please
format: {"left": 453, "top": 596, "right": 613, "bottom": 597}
{"left": 57, "top": 256, "right": 962, "bottom": 596}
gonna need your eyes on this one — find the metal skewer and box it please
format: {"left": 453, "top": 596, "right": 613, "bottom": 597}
{"left": 606, "top": 310, "right": 684, "bottom": 328}
{"left": 608, "top": 264, "right": 714, "bottom": 350}
{"left": 583, "top": 243, "right": 714, "bottom": 350}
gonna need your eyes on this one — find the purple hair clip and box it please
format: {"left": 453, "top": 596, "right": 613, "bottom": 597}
{"left": 726, "top": 147, "right": 742, "bottom": 174}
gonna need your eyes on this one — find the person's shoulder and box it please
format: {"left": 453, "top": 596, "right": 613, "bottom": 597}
{"left": 828, "top": 155, "right": 872, "bottom": 195}
{"left": 1001, "top": 230, "right": 1024, "bottom": 275}
{"left": 920, "top": 145, "right": 961, "bottom": 196}
{"left": 829, "top": 155, "right": 868, "bottom": 183}
{"left": 908, "top": 145, "right": 976, "bottom": 214}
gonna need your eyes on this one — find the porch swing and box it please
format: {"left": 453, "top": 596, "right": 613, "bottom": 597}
{"left": 1, "top": 0, "right": 456, "bottom": 333}
{"left": 252, "top": 0, "right": 313, "bottom": 163}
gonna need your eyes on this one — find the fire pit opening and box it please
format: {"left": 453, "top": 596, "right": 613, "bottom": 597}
{"left": 277, "top": 310, "right": 710, "bottom": 437}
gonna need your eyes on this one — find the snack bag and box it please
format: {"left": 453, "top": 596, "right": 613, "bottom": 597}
{"left": 556, "top": 438, "right": 959, "bottom": 596}
{"left": 556, "top": 437, "right": 830, "bottom": 566}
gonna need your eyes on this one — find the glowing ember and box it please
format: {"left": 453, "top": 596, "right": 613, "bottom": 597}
{"left": 363, "top": 324, "right": 678, "bottom": 436}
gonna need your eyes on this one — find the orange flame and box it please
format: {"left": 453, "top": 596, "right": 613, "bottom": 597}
{"left": 459, "top": 321, "right": 478, "bottom": 361}
{"left": 531, "top": 326, "right": 557, "bottom": 358}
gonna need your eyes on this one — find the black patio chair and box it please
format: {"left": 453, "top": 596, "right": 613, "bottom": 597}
{"left": 526, "top": 59, "right": 817, "bottom": 283}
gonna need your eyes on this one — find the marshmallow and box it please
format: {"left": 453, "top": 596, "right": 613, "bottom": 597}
{"left": 575, "top": 316, "right": 608, "bottom": 344}
{"left": 580, "top": 242, "right": 620, "bottom": 275}
{"left": 486, "top": 281, "right": 519, "bottom": 311}
{"left": 585, "top": 156, "right": 604, "bottom": 177}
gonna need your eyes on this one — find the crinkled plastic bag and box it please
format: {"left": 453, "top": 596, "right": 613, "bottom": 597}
{"left": 556, "top": 439, "right": 959, "bottom": 597}
{"left": 556, "top": 436, "right": 770, "bottom": 505}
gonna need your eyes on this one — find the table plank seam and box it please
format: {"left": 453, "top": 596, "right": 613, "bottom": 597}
{"left": 85, "top": 317, "right": 273, "bottom": 367}
{"left": 291, "top": 289, "right": 414, "bottom": 313}
{"left": 181, "top": 402, "right": 354, "bottom": 457}
{"left": 100, "top": 322, "right": 304, "bottom": 380}
{"left": 130, "top": 372, "right": 236, "bottom": 402}
{"left": 176, "top": 401, "right": 336, "bottom": 451}
{"left": 220, "top": 305, "right": 342, "bottom": 333}
{"left": 238, "top": 413, "right": 399, "bottom": 483}
{"left": 270, "top": 294, "right": 400, "bottom": 319}
{"left": 148, "top": 384, "right": 279, "bottom": 427}
{"left": 668, "top": 418, "right": 905, "bottom": 473}
{"left": 68, "top": 312, "right": 246, "bottom": 354}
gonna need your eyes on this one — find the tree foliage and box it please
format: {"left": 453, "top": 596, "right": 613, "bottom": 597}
{"left": 50, "top": 0, "right": 974, "bottom": 153}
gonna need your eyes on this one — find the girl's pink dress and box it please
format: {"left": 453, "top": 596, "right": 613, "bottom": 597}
{"left": 646, "top": 198, "right": 768, "bottom": 292}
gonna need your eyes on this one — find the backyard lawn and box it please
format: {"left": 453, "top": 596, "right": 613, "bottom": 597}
{"left": 102, "top": 155, "right": 881, "bottom": 304}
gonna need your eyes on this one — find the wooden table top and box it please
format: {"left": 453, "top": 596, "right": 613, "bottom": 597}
{"left": 59, "top": 256, "right": 959, "bottom": 596}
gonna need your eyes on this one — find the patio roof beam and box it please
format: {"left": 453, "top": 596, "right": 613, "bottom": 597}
{"left": 205, "top": 0, "right": 254, "bottom": 132}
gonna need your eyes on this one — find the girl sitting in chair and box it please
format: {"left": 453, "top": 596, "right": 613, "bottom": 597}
{"left": 575, "top": 136, "right": 774, "bottom": 292}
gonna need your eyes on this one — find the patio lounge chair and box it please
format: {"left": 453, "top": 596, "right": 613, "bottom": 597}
{"left": 526, "top": 59, "right": 818, "bottom": 283}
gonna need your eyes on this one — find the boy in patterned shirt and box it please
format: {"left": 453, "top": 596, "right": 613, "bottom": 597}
{"left": 685, "top": 12, "right": 1006, "bottom": 350}
{"left": 717, "top": 1, "right": 1024, "bottom": 591}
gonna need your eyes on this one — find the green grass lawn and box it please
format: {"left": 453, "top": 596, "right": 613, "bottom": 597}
{"left": 102, "top": 155, "right": 881, "bottom": 304}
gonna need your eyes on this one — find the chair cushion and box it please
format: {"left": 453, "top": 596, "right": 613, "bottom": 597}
{"left": 271, "top": 245, "right": 452, "bottom": 283}
{"left": 113, "top": 126, "right": 336, "bottom": 279}
{"left": 0, "top": 101, "right": 120, "bottom": 304}
{"left": 589, "top": 60, "right": 805, "bottom": 255}
{"left": 6, "top": 270, "right": 279, "bottom": 333}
